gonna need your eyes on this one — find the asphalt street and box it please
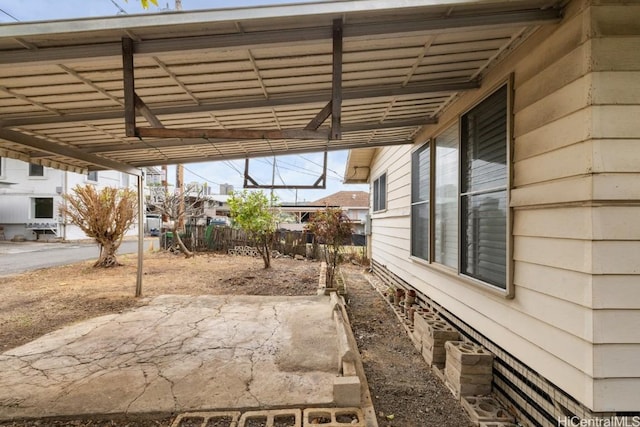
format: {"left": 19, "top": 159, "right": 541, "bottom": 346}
{"left": 0, "top": 239, "right": 156, "bottom": 276}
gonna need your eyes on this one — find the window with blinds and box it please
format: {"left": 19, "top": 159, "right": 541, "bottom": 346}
{"left": 373, "top": 172, "right": 387, "bottom": 212}
{"left": 411, "top": 143, "right": 430, "bottom": 260}
{"left": 460, "top": 86, "right": 508, "bottom": 288}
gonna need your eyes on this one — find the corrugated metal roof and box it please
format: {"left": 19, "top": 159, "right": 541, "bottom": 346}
{"left": 0, "top": 0, "right": 563, "bottom": 175}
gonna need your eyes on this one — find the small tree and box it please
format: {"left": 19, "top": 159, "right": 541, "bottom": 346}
{"left": 147, "top": 183, "right": 204, "bottom": 258}
{"left": 60, "top": 184, "right": 138, "bottom": 268}
{"left": 306, "top": 207, "right": 353, "bottom": 288}
{"left": 228, "top": 190, "right": 278, "bottom": 269}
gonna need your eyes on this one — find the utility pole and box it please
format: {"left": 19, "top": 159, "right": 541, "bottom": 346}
{"left": 270, "top": 156, "right": 276, "bottom": 206}
{"left": 174, "top": 2, "right": 184, "bottom": 228}
{"left": 176, "top": 164, "right": 184, "bottom": 230}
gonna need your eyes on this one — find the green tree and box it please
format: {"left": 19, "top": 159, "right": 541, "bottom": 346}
{"left": 60, "top": 184, "right": 138, "bottom": 268}
{"left": 228, "top": 190, "right": 278, "bottom": 269}
{"left": 306, "top": 207, "right": 353, "bottom": 288}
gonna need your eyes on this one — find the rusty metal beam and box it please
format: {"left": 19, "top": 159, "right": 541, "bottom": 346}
{"left": 122, "top": 37, "right": 136, "bottom": 137}
{"left": 331, "top": 19, "right": 343, "bottom": 141}
{"left": 136, "top": 127, "right": 329, "bottom": 140}
{"left": 304, "top": 101, "right": 332, "bottom": 131}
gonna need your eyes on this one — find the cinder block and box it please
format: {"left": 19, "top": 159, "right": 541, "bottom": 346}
{"left": 445, "top": 341, "right": 494, "bottom": 366}
{"left": 461, "top": 396, "right": 515, "bottom": 424}
{"left": 333, "top": 376, "right": 361, "bottom": 407}
{"left": 171, "top": 411, "right": 241, "bottom": 427}
{"left": 444, "top": 341, "right": 494, "bottom": 398}
{"left": 303, "top": 408, "right": 364, "bottom": 426}
{"left": 238, "top": 409, "right": 302, "bottom": 427}
{"left": 417, "top": 319, "right": 460, "bottom": 368}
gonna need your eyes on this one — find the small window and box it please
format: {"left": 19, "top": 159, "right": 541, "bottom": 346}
{"left": 373, "top": 173, "right": 387, "bottom": 212}
{"left": 29, "top": 163, "right": 44, "bottom": 177}
{"left": 121, "top": 172, "right": 130, "bottom": 188}
{"left": 87, "top": 171, "right": 98, "bottom": 182}
{"left": 34, "top": 198, "right": 54, "bottom": 219}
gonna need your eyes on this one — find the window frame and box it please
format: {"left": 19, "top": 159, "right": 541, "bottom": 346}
{"left": 0, "top": 156, "right": 5, "bottom": 180}
{"left": 459, "top": 84, "right": 510, "bottom": 290}
{"left": 33, "top": 197, "right": 54, "bottom": 219}
{"left": 86, "top": 171, "right": 98, "bottom": 182}
{"left": 410, "top": 141, "right": 431, "bottom": 262}
{"left": 372, "top": 172, "right": 387, "bottom": 212}
{"left": 408, "top": 78, "right": 513, "bottom": 298}
{"left": 28, "top": 163, "right": 45, "bottom": 178}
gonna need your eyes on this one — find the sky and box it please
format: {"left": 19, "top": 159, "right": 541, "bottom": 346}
{"left": 0, "top": 0, "right": 369, "bottom": 203}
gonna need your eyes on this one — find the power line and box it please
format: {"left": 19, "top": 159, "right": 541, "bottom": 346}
{"left": 182, "top": 166, "right": 221, "bottom": 187}
{"left": 298, "top": 154, "right": 343, "bottom": 180}
{"left": 0, "top": 8, "right": 20, "bottom": 22}
{"left": 109, "top": 0, "right": 128, "bottom": 15}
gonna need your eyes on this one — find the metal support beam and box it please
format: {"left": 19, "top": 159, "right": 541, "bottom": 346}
{"left": 135, "top": 173, "right": 144, "bottom": 297}
{"left": 136, "top": 127, "right": 329, "bottom": 140}
{"left": 0, "top": 127, "right": 141, "bottom": 175}
{"left": 122, "top": 37, "right": 136, "bottom": 137}
{"left": 79, "top": 118, "right": 436, "bottom": 155}
{"left": 0, "top": 9, "right": 561, "bottom": 67}
{"left": 331, "top": 19, "right": 343, "bottom": 140}
{"left": 2, "top": 79, "right": 476, "bottom": 127}
{"left": 243, "top": 153, "right": 327, "bottom": 190}
{"left": 304, "top": 101, "right": 332, "bottom": 131}
{"left": 135, "top": 94, "right": 164, "bottom": 128}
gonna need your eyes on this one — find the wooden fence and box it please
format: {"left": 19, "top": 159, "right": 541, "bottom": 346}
{"left": 171, "top": 225, "right": 365, "bottom": 257}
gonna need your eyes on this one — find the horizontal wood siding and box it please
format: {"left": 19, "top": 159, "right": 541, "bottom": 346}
{"left": 369, "top": 0, "right": 640, "bottom": 412}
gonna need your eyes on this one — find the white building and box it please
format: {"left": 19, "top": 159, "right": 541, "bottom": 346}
{"left": 0, "top": 158, "right": 137, "bottom": 241}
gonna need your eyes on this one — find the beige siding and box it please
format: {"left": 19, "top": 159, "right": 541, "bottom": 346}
{"left": 369, "top": 0, "right": 640, "bottom": 412}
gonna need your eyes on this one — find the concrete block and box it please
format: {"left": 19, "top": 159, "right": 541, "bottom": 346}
{"left": 304, "top": 408, "right": 364, "bottom": 426}
{"left": 417, "top": 318, "right": 460, "bottom": 368}
{"left": 462, "top": 396, "right": 515, "bottom": 424}
{"left": 333, "top": 376, "right": 361, "bottom": 407}
{"left": 171, "top": 411, "right": 241, "bottom": 427}
{"left": 238, "top": 409, "right": 302, "bottom": 427}
{"left": 445, "top": 341, "right": 494, "bottom": 366}
{"left": 446, "top": 381, "right": 492, "bottom": 399}
{"left": 444, "top": 341, "right": 494, "bottom": 398}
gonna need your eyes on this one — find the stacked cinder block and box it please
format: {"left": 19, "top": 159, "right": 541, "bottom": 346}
{"left": 444, "top": 341, "right": 494, "bottom": 398}
{"left": 461, "top": 396, "right": 515, "bottom": 425}
{"left": 412, "top": 310, "right": 460, "bottom": 368}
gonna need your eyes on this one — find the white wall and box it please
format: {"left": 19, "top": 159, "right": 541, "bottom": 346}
{"left": 0, "top": 159, "right": 138, "bottom": 241}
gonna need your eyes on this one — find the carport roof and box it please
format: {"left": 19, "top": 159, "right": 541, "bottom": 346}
{"left": 0, "top": 0, "right": 563, "bottom": 175}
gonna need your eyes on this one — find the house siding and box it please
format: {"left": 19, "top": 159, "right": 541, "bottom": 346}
{"left": 369, "top": 0, "right": 639, "bottom": 414}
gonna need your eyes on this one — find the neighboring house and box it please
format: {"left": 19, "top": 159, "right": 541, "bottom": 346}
{"left": 0, "top": 158, "right": 137, "bottom": 241}
{"left": 345, "top": 0, "right": 639, "bottom": 424}
{"left": 279, "top": 191, "right": 369, "bottom": 234}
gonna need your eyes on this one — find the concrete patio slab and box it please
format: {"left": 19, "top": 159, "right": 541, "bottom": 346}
{"left": 0, "top": 294, "right": 340, "bottom": 421}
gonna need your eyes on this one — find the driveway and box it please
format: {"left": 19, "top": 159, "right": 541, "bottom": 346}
{"left": 0, "top": 239, "right": 157, "bottom": 276}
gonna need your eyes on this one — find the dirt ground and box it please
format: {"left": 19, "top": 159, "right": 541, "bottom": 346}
{"left": 0, "top": 250, "right": 470, "bottom": 427}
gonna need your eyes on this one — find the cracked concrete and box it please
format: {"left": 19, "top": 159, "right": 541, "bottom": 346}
{"left": 0, "top": 294, "right": 339, "bottom": 420}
